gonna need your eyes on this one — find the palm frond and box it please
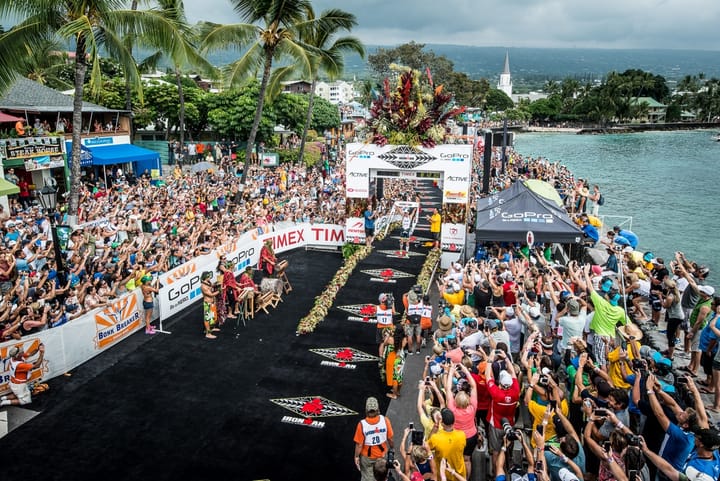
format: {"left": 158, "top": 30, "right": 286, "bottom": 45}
{"left": 266, "top": 65, "right": 296, "bottom": 101}
{"left": 198, "top": 21, "right": 258, "bottom": 53}
{"left": 224, "top": 41, "right": 264, "bottom": 87}
{"left": 0, "top": 20, "right": 51, "bottom": 93}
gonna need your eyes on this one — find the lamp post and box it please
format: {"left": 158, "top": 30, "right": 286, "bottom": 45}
{"left": 37, "top": 184, "right": 66, "bottom": 284}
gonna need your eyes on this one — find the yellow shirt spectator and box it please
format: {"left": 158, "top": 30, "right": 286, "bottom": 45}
{"left": 528, "top": 398, "right": 569, "bottom": 447}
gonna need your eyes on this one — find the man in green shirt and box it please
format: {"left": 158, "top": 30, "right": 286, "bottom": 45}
{"left": 583, "top": 267, "right": 628, "bottom": 370}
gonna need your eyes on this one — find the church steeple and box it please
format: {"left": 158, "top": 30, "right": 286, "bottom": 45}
{"left": 497, "top": 50, "right": 513, "bottom": 98}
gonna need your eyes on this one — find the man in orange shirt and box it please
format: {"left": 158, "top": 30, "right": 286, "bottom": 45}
{"left": 354, "top": 396, "right": 394, "bottom": 481}
{"left": 1, "top": 343, "right": 45, "bottom": 406}
{"left": 15, "top": 118, "right": 26, "bottom": 136}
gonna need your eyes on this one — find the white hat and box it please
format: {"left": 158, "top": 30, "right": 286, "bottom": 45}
{"left": 622, "top": 246, "right": 633, "bottom": 253}
{"left": 505, "top": 306, "right": 515, "bottom": 316}
{"left": 498, "top": 370, "right": 513, "bottom": 387}
{"left": 558, "top": 468, "right": 580, "bottom": 481}
{"left": 528, "top": 305, "right": 541, "bottom": 318}
{"left": 698, "top": 285, "right": 715, "bottom": 297}
{"left": 451, "top": 282, "right": 461, "bottom": 293}
{"left": 473, "top": 274, "right": 482, "bottom": 283}
{"left": 453, "top": 262, "right": 462, "bottom": 271}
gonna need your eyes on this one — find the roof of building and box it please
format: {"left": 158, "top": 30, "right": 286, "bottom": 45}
{"left": 630, "top": 96, "right": 666, "bottom": 108}
{"left": 502, "top": 51, "right": 511, "bottom": 75}
{"left": 0, "top": 76, "right": 119, "bottom": 113}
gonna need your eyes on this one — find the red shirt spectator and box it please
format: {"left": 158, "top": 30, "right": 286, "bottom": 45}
{"left": 486, "top": 373, "right": 520, "bottom": 428}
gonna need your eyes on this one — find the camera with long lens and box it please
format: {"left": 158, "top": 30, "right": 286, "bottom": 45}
{"left": 501, "top": 417, "right": 518, "bottom": 441}
{"left": 384, "top": 293, "right": 394, "bottom": 306}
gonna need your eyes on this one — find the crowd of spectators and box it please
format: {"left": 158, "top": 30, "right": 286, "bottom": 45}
{"left": 378, "top": 244, "right": 720, "bottom": 481}
{"left": 0, "top": 156, "right": 350, "bottom": 342}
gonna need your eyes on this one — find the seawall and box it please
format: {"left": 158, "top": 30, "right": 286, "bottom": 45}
{"left": 578, "top": 121, "right": 720, "bottom": 134}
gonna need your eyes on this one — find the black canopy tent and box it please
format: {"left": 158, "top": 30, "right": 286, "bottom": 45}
{"left": 475, "top": 186, "right": 583, "bottom": 244}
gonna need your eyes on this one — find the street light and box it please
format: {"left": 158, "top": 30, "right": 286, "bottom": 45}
{"left": 37, "top": 184, "right": 66, "bottom": 283}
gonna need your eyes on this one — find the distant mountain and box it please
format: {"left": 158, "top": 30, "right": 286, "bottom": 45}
{"left": 207, "top": 44, "right": 720, "bottom": 86}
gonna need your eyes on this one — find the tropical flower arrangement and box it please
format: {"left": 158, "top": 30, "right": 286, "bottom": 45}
{"left": 369, "top": 65, "right": 466, "bottom": 148}
{"left": 295, "top": 224, "right": 398, "bottom": 335}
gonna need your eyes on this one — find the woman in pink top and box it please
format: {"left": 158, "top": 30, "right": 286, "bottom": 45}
{"left": 445, "top": 361, "right": 478, "bottom": 478}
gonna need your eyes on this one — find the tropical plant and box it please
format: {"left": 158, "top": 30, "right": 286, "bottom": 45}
{"left": 199, "top": 0, "right": 317, "bottom": 182}
{"left": 295, "top": 6, "right": 363, "bottom": 164}
{"left": 143, "top": 0, "right": 215, "bottom": 148}
{"left": 368, "top": 66, "right": 465, "bottom": 148}
{"left": 0, "top": 0, "right": 189, "bottom": 224}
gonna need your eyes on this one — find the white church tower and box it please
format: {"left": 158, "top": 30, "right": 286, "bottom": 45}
{"left": 497, "top": 51, "right": 512, "bottom": 98}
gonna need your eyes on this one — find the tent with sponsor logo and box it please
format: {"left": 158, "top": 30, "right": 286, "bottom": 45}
{"left": 475, "top": 185, "right": 583, "bottom": 244}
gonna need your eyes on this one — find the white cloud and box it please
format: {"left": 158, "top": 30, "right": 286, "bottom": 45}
{"left": 184, "top": 0, "right": 720, "bottom": 50}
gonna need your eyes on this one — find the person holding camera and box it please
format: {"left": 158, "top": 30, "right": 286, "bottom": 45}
{"left": 427, "top": 408, "right": 466, "bottom": 480}
{"left": 371, "top": 457, "right": 412, "bottom": 481}
{"left": 354, "top": 397, "right": 395, "bottom": 481}
{"left": 399, "top": 426, "right": 437, "bottom": 481}
{"left": 445, "top": 362, "right": 478, "bottom": 478}
{"left": 485, "top": 347, "right": 520, "bottom": 468}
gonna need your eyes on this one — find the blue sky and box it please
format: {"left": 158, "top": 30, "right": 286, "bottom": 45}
{"left": 185, "top": 0, "right": 720, "bottom": 50}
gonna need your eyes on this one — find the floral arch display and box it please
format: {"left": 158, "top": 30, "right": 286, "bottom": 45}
{"left": 344, "top": 66, "right": 473, "bottom": 266}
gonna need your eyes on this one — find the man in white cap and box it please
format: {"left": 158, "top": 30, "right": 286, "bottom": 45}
{"left": 484, "top": 349, "right": 520, "bottom": 468}
{"left": 353, "top": 396, "right": 394, "bottom": 481}
{"left": 1, "top": 342, "right": 46, "bottom": 407}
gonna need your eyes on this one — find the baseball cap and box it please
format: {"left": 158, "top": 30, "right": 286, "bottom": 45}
{"left": 528, "top": 305, "right": 541, "bottom": 319}
{"left": 505, "top": 306, "right": 515, "bottom": 316}
{"left": 698, "top": 285, "right": 715, "bottom": 297}
{"left": 567, "top": 299, "right": 580, "bottom": 315}
{"left": 558, "top": 468, "right": 580, "bottom": 481}
{"left": 499, "top": 370, "right": 513, "bottom": 387}
{"left": 365, "top": 397, "right": 379, "bottom": 412}
{"left": 8, "top": 346, "right": 21, "bottom": 357}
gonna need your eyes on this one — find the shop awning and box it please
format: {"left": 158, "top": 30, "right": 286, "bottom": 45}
{"left": 0, "top": 177, "right": 20, "bottom": 196}
{"left": 88, "top": 144, "right": 159, "bottom": 166}
{"left": 0, "top": 111, "right": 23, "bottom": 123}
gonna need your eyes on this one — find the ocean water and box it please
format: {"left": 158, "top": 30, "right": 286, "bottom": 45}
{"left": 513, "top": 130, "right": 720, "bottom": 274}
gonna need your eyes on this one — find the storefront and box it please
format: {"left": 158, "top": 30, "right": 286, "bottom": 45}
{"left": 0, "top": 135, "right": 67, "bottom": 203}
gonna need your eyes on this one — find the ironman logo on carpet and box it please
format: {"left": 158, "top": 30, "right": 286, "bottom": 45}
{"left": 270, "top": 396, "right": 357, "bottom": 429}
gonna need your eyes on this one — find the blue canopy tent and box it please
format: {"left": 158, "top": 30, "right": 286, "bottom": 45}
{"left": 88, "top": 144, "right": 160, "bottom": 173}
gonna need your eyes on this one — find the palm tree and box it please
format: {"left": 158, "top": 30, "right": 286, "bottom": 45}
{"left": 199, "top": 0, "right": 317, "bottom": 182}
{"left": 0, "top": 1, "right": 186, "bottom": 224}
{"left": 295, "top": 7, "right": 363, "bottom": 164}
{"left": 144, "top": 0, "right": 215, "bottom": 149}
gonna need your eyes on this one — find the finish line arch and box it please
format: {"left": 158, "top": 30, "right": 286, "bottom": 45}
{"left": 344, "top": 143, "right": 473, "bottom": 263}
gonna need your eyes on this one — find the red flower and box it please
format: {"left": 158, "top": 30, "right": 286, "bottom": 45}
{"left": 360, "top": 304, "right": 377, "bottom": 316}
{"left": 336, "top": 349, "right": 354, "bottom": 361}
{"left": 301, "top": 397, "right": 324, "bottom": 416}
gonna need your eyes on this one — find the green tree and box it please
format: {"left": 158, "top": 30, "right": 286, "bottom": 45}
{"left": 309, "top": 96, "right": 340, "bottom": 132}
{"left": 295, "top": 6, "right": 363, "bottom": 164}
{"left": 0, "top": 0, "right": 187, "bottom": 223}
{"left": 485, "top": 88, "right": 514, "bottom": 112}
{"left": 147, "top": 0, "right": 215, "bottom": 148}
{"left": 205, "top": 82, "right": 277, "bottom": 142}
{"left": 200, "top": 0, "right": 318, "bottom": 181}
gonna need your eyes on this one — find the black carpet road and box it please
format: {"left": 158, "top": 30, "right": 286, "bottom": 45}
{"left": 0, "top": 228, "right": 431, "bottom": 481}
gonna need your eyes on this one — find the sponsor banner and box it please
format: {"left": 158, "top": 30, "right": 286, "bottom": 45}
{"left": 345, "top": 217, "right": 365, "bottom": 244}
{"left": 73, "top": 218, "right": 110, "bottom": 231}
{"left": 94, "top": 293, "right": 142, "bottom": 349}
{"left": 345, "top": 168, "right": 369, "bottom": 199}
{"left": 0, "top": 290, "right": 149, "bottom": 396}
{"left": 81, "top": 135, "right": 131, "bottom": 147}
{"left": 441, "top": 223, "right": 466, "bottom": 251}
{"left": 23, "top": 154, "right": 65, "bottom": 171}
{"left": 305, "top": 224, "right": 345, "bottom": 246}
{"left": 158, "top": 256, "right": 215, "bottom": 321}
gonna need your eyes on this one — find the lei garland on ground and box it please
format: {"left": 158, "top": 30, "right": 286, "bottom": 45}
{"left": 295, "top": 239, "right": 441, "bottom": 335}
{"left": 295, "top": 224, "right": 398, "bottom": 335}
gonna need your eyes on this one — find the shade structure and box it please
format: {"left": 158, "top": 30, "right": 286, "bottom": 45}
{"left": 523, "top": 179, "right": 564, "bottom": 208}
{"left": 0, "top": 111, "right": 23, "bottom": 123}
{"left": 87, "top": 144, "right": 159, "bottom": 166}
{"left": 0, "top": 177, "right": 20, "bottom": 196}
{"left": 475, "top": 187, "right": 583, "bottom": 244}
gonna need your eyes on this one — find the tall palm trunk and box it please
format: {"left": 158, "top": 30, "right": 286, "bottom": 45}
{"left": 175, "top": 67, "right": 186, "bottom": 148}
{"left": 124, "top": 0, "right": 139, "bottom": 111}
{"left": 297, "top": 78, "right": 316, "bottom": 164}
{"left": 68, "top": 36, "right": 88, "bottom": 226}
{"left": 243, "top": 48, "right": 274, "bottom": 183}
